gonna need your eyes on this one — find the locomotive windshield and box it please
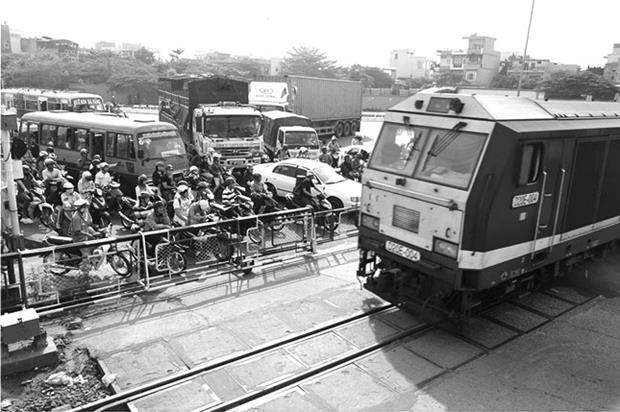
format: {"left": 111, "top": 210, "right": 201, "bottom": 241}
{"left": 369, "top": 122, "right": 486, "bottom": 189}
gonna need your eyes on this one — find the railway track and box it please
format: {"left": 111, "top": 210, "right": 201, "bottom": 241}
{"left": 70, "top": 284, "right": 596, "bottom": 412}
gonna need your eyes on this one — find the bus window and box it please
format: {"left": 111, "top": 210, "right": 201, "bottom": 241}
{"left": 25, "top": 122, "right": 39, "bottom": 144}
{"left": 25, "top": 99, "right": 37, "bottom": 111}
{"left": 91, "top": 132, "right": 105, "bottom": 157}
{"left": 48, "top": 102, "right": 62, "bottom": 110}
{"left": 116, "top": 133, "right": 135, "bottom": 159}
{"left": 106, "top": 132, "right": 116, "bottom": 157}
{"left": 57, "top": 126, "right": 69, "bottom": 148}
{"left": 73, "top": 128, "right": 89, "bottom": 152}
{"left": 41, "top": 124, "right": 58, "bottom": 147}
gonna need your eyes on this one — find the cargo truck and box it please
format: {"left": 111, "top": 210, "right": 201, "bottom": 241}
{"left": 159, "top": 75, "right": 263, "bottom": 168}
{"left": 261, "top": 111, "right": 320, "bottom": 159}
{"left": 249, "top": 75, "right": 362, "bottom": 140}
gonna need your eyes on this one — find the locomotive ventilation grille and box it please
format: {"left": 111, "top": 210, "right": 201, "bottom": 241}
{"left": 392, "top": 205, "right": 420, "bottom": 233}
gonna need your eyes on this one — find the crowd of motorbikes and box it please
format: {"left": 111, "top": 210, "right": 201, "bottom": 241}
{"left": 18, "top": 154, "right": 342, "bottom": 279}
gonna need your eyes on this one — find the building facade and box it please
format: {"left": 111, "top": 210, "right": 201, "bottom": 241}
{"left": 506, "top": 56, "right": 579, "bottom": 82}
{"left": 603, "top": 43, "right": 620, "bottom": 84}
{"left": 389, "top": 49, "right": 430, "bottom": 79}
{"left": 437, "top": 34, "right": 500, "bottom": 87}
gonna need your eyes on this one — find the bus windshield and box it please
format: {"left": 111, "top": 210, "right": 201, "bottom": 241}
{"left": 204, "top": 115, "right": 262, "bottom": 138}
{"left": 284, "top": 131, "right": 319, "bottom": 148}
{"left": 138, "top": 131, "right": 186, "bottom": 160}
{"left": 369, "top": 122, "right": 486, "bottom": 189}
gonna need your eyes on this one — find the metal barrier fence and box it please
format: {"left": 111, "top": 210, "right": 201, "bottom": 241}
{"left": 1, "top": 206, "right": 358, "bottom": 312}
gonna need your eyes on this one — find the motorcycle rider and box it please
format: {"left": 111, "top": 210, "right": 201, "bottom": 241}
{"left": 16, "top": 165, "right": 36, "bottom": 224}
{"left": 186, "top": 166, "right": 201, "bottom": 192}
{"left": 340, "top": 155, "right": 354, "bottom": 180}
{"left": 133, "top": 191, "right": 154, "bottom": 229}
{"left": 172, "top": 184, "right": 193, "bottom": 225}
{"left": 143, "top": 200, "right": 171, "bottom": 253}
{"left": 292, "top": 171, "right": 321, "bottom": 210}
{"left": 70, "top": 198, "right": 98, "bottom": 267}
{"left": 77, "top": 171, "right": 96, "bottom": 196}
{"left": 208, "top": 153, "right": 226, "bottom": 188}
{"left": 160, "top": 164, "right": 176, "bottom": 202}
{"left": 221, "top": 176, "right": 239, "bottom": 208}
{"left": 249, "top": 173, "right": 269, "bottom": 214}
{"left": 187, "top": 199, "right": 213, "bottom": 226}
{"left": 297, "top": 147, "right": 310, "bottom": 159}
{"left": 351, "top": 152, "right": 365, "bottom": 180}
{"left": 59, "top": 182, "right": 81, "bottom": 235}
{"left": 135, "top": 174, "right": 154, "bottom": 200}
{"left": 77, "top": 148, "right": 91, "bottom": 172}
{"left": 318, "top": 147, "right": 332, "bottom": 165}
{"left": 328, "top": 136, "right": 341, "bottom": 167}
{"left": 275, "top": 145, "right": 290, "bottom": 161}
{"left": 41, "top": 158, "right": 63, "bottom": 184}
{"left": 195, "top": 181, "right": 215, "bottom": 202}
{"left": 152, "top": 161, "right": 166, "bottom": 189}
{"left": 89, "top": 155, "right": 102, "bottom": 177}
{"left": 35, "top": 151, "right": 49, "bottom": 176}
{"left": 95, "top": 162, "right": 112, "bottom": 188}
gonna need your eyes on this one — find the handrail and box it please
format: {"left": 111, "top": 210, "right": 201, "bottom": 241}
{"left": 549, "top": 168, "right": 566, "bottom": 251}
{"left": 531, "top": 170, "right": 548, "bottom": 257}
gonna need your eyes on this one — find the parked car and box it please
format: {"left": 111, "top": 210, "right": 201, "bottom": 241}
{"left": 253, "top": 159, "right": 361, "bottom": 209}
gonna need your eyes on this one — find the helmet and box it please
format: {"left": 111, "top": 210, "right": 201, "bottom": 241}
{"left": 91, "top": 158, "right": 100, "bottom": 165}
{"left": 22, "top": 165, "right": 31, "bottom": 172}
{"left": 99, "top": 162, "right": 109, "bottom": 169}
{"left": 138, "top": 174, "right": 148, "bottom": 183}
{"left": 166, "top": 164, "right": 174, "bottom": 170}
{"left": 48, "top": 153, "right": 57, "bottom": 160}
{"left": 80, "top": 148, "right": 88, "bottom": 155}
{"left": 213, "top": 152, "right": 222, "bottom": 158}
{"left": 198, "top": 200, "right": 209, "bottom": 211}
{"left": 39, "top": 151, "right": 48, "bottom": 158}
{"left": 156, "top": 161, "right": 165, "bottom": 168}
{"left": 225, "top": 176, "right": 236, "bottom": 186}
{"left": 331, "top": 135, "right": 337, "bottom": 141}
{"left": 153, "top": 200, "right": 165, "bottom": 208}
{"left": 252, "top": 173, "right": 262, "bottom": 180}
{"left": 75, "top": 198, "right": 89, "bottom": 208}
{"left": 197, "top": 181, "right": 209, "bottom": 189}
{"left": 82, "top": 171, "right": 93, "bottom": 180}
{"left": 300, "top": 147, "right": 308, "bottom": 153}
{"left": 207, "top": 147, "right": 215, "bottom": 154}
{"left": 282, "top": 145, "right": 288, "bottom": 150}
{"left": 63, "top": 182, "right": 74, "bottom": 190}
{"left": 177, "top": 180, "right": 188, "bottom": 186}
{"left": 92, "top": 154, "right": 102, "bottom": 161}
{"left": 44, "top": 158, "right": 55, "bottom": 166}
{"left": 189, "top": 166, "right": 199, "bottom": 173}
{"left": 177, "top": 184, "right": 189, "bottom": 193}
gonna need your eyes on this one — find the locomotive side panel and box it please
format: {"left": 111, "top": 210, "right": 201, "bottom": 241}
{"left": 597, "top": 138, "right": 620, "bottom": 222}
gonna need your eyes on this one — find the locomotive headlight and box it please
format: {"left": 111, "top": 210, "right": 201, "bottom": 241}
{"left": 433, "top": 238, "right": 459, "bottom": 259}
{"left": 361, "top": 213, "right": 380, "bottom": 231}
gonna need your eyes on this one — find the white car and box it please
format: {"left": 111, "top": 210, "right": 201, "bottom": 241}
{"left": 253, "top": 158, "right": 361, "bottom": 209}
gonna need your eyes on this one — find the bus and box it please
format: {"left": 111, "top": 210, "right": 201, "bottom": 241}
{"left": 19, "top": 111, "right": 188, "bottom": 191}
{"left": 2, "top": 88, "right": 106, "bottom": 117}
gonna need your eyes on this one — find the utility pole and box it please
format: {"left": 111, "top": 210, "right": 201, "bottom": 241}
{"left": 517, "top": 0, "right": 536, "bottom": 97}
{"left": 1, "top": 109, "right": 21, "bottom": 244}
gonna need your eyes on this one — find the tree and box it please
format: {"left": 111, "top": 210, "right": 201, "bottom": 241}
{"left": 134, "top": 47, "right": 155, "bottom": 65}
{"left": 435, "top": 71, "right": 468, "bottom": 87}
{"left": 2, "top": 52, "right": 73, "bottom": 89}
{"left": 169, "top": 49, "right": 184, "bottom": 61}
{"left": 539, "top": 71, "right": 617, "bottom": 100}
{"left": 281, "top": 46, "right": 340, "bottom": 78}
{"left": 399, "top": 76, "right": 433, "bottom": 89}
{"left": 347, "top": 64, "right": 393, "bottom": 88}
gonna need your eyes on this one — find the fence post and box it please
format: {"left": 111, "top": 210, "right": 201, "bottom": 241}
{"left": 310, "top": 211, "right": 317, "bottom": 253}
{"left": 17, "top": 250, "right": 28, "bottom": 308}
{"left": 139, "top": 231, "right": 150, "bottom": 290}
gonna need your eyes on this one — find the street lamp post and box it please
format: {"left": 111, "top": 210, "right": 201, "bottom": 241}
{"left": 517, "top": 0, "right": 536, "bottom": 97}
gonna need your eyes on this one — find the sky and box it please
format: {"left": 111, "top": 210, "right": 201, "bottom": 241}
{"left": 2, "top": 0, "right": 619, "bottom": 69}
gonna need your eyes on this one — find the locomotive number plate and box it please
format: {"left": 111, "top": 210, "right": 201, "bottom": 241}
{"left": 385, "top": 241, "right": 421, "bottom": 262}
{"left": 512, "top": 192, "right": 539, "bottom": 208}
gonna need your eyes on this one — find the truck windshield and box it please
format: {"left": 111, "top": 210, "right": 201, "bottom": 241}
{"left": 369, "top": 122, "right": 486, "bottom": 189}
{"left": 204, "top": 115, "right": 262, "bottom": 138}
{"left": 285, "top": 131, "right": 319, "bottom": 148}
{"left": 138, "top": 131, "right": 187, "bottom": 160}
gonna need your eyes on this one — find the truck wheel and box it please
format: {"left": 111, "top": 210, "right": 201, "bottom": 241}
{"left": 350, "top": 120, "right": 359, "bottom": 133}
{"left": 343, "top": 122, "right": 351, "bottom": 137}
{"left": 335, "top": 122, "right": 344, "bottom": 138}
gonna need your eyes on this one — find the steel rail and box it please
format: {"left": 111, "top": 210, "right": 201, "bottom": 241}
{"left": 70, "top": 304, "right": 395, "bottom": 412}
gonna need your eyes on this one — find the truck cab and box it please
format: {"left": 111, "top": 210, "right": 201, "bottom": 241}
{"left": 192, "top": 102, "right": 264, "bottom": 168}
{"left": 276, "top": 126, "right": 320, "bottom": 159}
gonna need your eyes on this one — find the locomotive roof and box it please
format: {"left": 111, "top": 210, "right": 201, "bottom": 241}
{"left": 390, "top": 92, "right": 620, "bottom": 121}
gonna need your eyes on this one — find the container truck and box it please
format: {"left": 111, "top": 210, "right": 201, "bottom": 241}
{"left": 249, "top": 75, "right": 362, "bottom": 140}
{"left": 159, "top": 75, "right": 263, "bottom": 168}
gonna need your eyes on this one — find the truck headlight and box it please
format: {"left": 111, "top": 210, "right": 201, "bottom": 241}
{"left": 350, "top": 196, "right": 360, "bottom": 203}
{"left": 433, "top": 238, "right": 458, "bottom": 259}
{"left": 361, "top": 213, "right": 380, "bottom": 230}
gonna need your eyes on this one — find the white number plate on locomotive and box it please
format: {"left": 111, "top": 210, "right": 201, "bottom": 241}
{"left": 385, "top": 241, "right": 421, "bottom": 262}
{"left": 512, "top": 192, "right": 539, "bottom": 208}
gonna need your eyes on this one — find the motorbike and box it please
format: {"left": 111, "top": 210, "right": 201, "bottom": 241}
{"left": 285, "top": 191, "right": 338, "bottom": 231}
{"left": 251, "top": 191, "right": 286, "bottom": 232}
{"left": 118, "top": 196, "right": 156, "bottom": 231}
{"left": 88, "top": 188, "right": 112, "bottom": 229}
{"left": 41, "top": 226, "right": 132, "bottom": 278}
{"left": 30, "top": 186, "right": 56, "bottom": 230}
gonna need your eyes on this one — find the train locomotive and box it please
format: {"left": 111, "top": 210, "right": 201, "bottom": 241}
{"left": 357, "top": 92, "right": 620, "bottom": 316}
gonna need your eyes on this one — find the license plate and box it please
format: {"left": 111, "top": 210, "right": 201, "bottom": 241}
{"left": 385, "top": 240, "right": 421, "bottom": 262}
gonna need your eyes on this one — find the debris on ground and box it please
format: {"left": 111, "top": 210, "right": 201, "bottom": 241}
{"left": 1, "top": 334, "right": 111, "bottom": 412}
